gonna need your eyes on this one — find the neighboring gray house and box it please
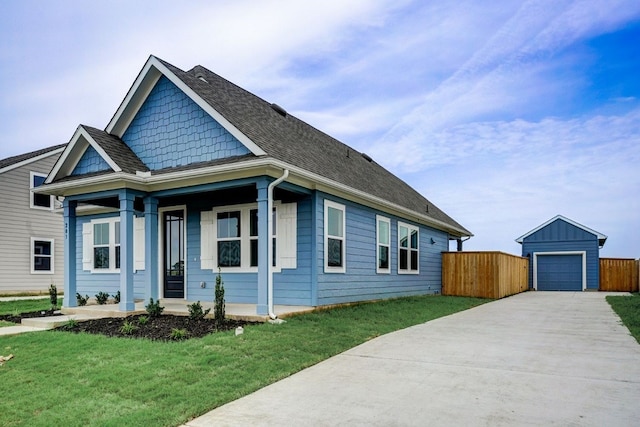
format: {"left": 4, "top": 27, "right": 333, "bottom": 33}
{"left": 516, "top": 215, "right": 607, "bottom": 291}
{"left": 0, "top": 145, "right": 66, "bottom": 294}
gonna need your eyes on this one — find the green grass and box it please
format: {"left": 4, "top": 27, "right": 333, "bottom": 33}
{"left": 0, "top": 298, "right": 59, "bottom": 317}
{"left": 0, "top": 320, "right": 14, "bottom": 327}
{"left": 0, "top": 295, "right": 490, "bottom": 427}
{"left": 607, "top": 293, "right": 640, "bottom": 343}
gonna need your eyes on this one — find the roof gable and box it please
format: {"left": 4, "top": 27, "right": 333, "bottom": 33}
{"left": 515, "top": 215, "right": 607, "bottom": 246}
{"left": 46, "top": 125, "right": 149, "bottom": 183}
{"left": 121, "top": 75, "right": 252, "bottom": 170}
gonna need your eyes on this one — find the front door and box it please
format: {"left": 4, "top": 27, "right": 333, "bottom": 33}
{"left": 163, "top": 210, "right": 185, "bottom": 298}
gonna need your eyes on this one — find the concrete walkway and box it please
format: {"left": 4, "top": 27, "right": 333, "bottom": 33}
{"left": 184, "top": 292, "right": 640, "bottom": 426}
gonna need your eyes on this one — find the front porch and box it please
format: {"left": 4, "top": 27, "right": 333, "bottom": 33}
{"left": 61, "top": 300, "right": 315, "bottom": 322}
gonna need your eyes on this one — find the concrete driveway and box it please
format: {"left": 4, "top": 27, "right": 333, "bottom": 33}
{"left": 184, "top": 292, "right": 640, "bottom": 426}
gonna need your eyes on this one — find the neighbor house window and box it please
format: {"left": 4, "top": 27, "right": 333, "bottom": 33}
{"left": 30, "top": 172, "right": 52, "bottom": 209}
{"left": 398, "top": 222, "right": 419, "bottom": 274}
{"left": 92, "top": 218, "right": 120, "bottom": 271}
{"left": 31, "top": 238, "right": 54, "bottom": 274}
{"left": 376, "top": 216, "right": 390, "bottom": 273}
{"left": 324, "top": 200, "right": 345, "bottom": 273}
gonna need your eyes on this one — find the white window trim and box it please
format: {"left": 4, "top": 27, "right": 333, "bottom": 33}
{"left": 376, "top": 215, "right": 391, "bottom": 274}
{"left": 31, "top": 237, "right": 54, "bottom": 274}
{"left": 208, "top": 202, "right": 282, "bottom": 274}
{"left": 30, "top": 171, "right": 53, "bottom": 210}
{"left": 532, "top": 251, "right": 587, "bottom": 291}
{"left": 324, "top": 200, "right": 346, "bottom": 273}
{"left": 89, "top": 217, "right": 121, "bottom": 274}
{"left": 398, "top": 221, "right": 419, "bottom": 275}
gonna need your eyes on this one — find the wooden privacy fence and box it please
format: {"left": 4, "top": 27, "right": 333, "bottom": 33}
{"left": 442, "top": 251, "right": 529, "bottom": 299}
{"left": 599, "top": 258, "right": 639, "bottom": 292}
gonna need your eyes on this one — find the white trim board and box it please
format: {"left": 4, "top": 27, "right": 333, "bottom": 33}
{"left": 532, "top": 251, "right": 587, "bottom": 291}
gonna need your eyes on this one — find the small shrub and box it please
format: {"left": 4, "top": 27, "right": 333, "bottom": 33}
{"left": 95, "top": 291, "right": 110, "bottom": 305}
{"left": 120, "top": 320, "right": 137, "bottom": 335}
{"left": 145, "top": 298, "right": 164, "bottom": 318}
{"left": 214, "top": 268, "right": 225, "bottom": 324}
{"left": 137, "top": 315, "right": 149, "bottom": 325}
{"left": 113, "top": 290, "right": 121, "bottom": 304}
{"left": 170, "top": 328, "right": 188, "bottom": 340}
{"left": 76, "top": 293, "right": 89, "bottom": 306}
{"left": 49, "top": 283, "right": 58, "bottom": 310}
{"left": 64, "top": 318, "right": 78, "bottom": 329}
{"left": 187, "top": 301, "right": 211, "bottom": 320}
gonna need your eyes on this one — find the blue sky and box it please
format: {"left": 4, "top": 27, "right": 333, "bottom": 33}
{"left": 1, "top": 0, "right": 638, "bottom": 257}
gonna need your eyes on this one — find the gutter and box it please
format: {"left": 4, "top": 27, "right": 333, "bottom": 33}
{"left": 267, "top": 169, "right": 289, "bottom": 319}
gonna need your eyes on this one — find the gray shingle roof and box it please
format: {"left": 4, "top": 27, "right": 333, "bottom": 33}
{"left": 0, "top": 144, "right": 65, "bottom": 171}
{"left": 82, "top": 125, "right": 149, "bottom": 174}
{"left": 158, "top": 59, "right": 470, "bottom": 235}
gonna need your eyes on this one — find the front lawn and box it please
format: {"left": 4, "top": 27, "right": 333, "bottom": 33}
{"left": 607, "top": 293, "right": 640, "bottom": 343}
{"left": 0, "top": 295, "right": 489, "bottom": 427}
{"left": 0, "top": 298, "right": 58, "bottom": 317}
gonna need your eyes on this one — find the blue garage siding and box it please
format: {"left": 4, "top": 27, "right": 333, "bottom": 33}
{"left": 537, "top": 254, "right": 583, "bottom": 291}
{"left": 74, "top": 214, "right": 147, "bottom": 301}
{"left": 315, "top": 193, "right": 447, "bottom": 306}
{"left": 521, "top": 218, "right": 600, "bottom": 290}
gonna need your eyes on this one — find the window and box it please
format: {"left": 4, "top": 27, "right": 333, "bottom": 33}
{"left": 249, "top": 209, "right": 276, "bottom": 268}
{"left": 217, "top": 211, "right": 241, "bottom": 267}
{"left": 31, "top": 238, "right": 54, "bottom": 274}
{"left": 91, "top": 218, "right": 120, "bottom": 272}
{"left": 324, "top": 200, "right": 345, "bottom": 273}
{"left": 398, "top": 222, "right": 419, "bottom": 274}
{"left": 30, "top": 172, "right": 52, "bottom": 209}
{"left": 376, "top": 216, "right": 390, "bottom": 273}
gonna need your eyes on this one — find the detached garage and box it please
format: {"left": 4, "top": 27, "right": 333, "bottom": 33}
{"left": 516, "top": 215, "right": 607, "bottom": 291}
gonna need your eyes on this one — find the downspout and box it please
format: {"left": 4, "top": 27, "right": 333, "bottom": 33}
{"left": 268, "top": 169, "right": 289, "bottom": 319}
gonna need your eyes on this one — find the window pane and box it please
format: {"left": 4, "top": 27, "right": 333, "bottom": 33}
{"left": 410, "top": 250, "right": 418, "bottom": 271}
{"left": 378, "top": 246, "right": 389, "bottom": 269}
{"left": 94, "top": 223, "right": 109, "bottom": 245}
{"left": 115, "top": 246, "right": 121, "bottom": 269}
{"left": 272, "top": 238, "right": 277, "bottom": 267}
{"left": 378, "top": 220, "right": 389, "bottom": 245}
{"left": 327, "top": 207, "right": 343, "bottom": 237}
{"left": 115, "top": 221, "right": 121, "bottom": 245}
{"left": 272, "top": 208, "right": 277, "bottom": 236}
{"left": 34, "top": 256, "right": 51, "bottom": 271}
{"left": 218, "top": 241, "right": 241, "bottom": 267}
{"left": 399, "top": 248, "right": 408, "bottom": 270}
{"left": 217, "top": 211, "right": 241, "bottom": 238}
{"left": 327, "top": 238, "right": 342, "bottom": 267}
{"left": 250, "top": 209, "right": 258, "bottom": 237}
{"left": 250, "top": 239, "right": 258, "bottom": 267}
{"left": 399, "top": 226, "right": 408, "bottom": 248}
{"left": 94, "top": 247, "right": 109, "bottom": 269}
{"left": 34, "top": 240, "right": 51, "bottom": 256}
{"left": 33, "top": 193, "right": 51, "bottom": 208}
{"left": 410, "top": 229, "right": 418, "bottom": 249}
{"left": 33, "top": 175, "right": 46, "bottom": 187}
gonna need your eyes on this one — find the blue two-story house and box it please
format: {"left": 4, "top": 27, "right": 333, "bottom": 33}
{"left": 40, "top": 55, "right": 472, "bottom": 317}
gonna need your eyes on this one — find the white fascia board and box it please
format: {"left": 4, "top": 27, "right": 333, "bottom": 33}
{"left": 0, "top": 146, "right": 65, "bottom": 175}
{"left": 45, "top": 126, "right": 120, "bottom": 184}
{"left": 515, "top": 214, "right": 607, "bottom": 243}
{"left": 105, "top": 56, "right": 266, "bottom": 157}
{"left": 40, "top": 155, "right": 470, "bottom": 237}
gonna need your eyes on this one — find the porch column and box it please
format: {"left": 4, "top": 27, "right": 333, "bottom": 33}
{"left": 256, "top": 179, "right": 269, "bottom": 315}
{"left": 144, "top": 197, "right": 159, "bottom": 302}
{"left": 63, "top": 199, "right": 77, "bottom": 308}
{"left": 119, "top": 191, "right": 136, "bottom": 311}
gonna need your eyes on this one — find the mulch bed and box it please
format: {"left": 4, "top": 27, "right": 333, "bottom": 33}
{"left": 1, "top": 311, "right": 257, "bottom": 341}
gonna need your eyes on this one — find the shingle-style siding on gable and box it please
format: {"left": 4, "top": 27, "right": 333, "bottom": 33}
{"left": 122, "top": 76, "right": 251, "bottom": 170}
{"left": 71, "top": 145, "right": 112, "bottom": 175}
{"left": 521, "top": 219, "right": 600, "bottom": 290}
{"left": 0, "top": 153, "right": 64, "bottom": 293}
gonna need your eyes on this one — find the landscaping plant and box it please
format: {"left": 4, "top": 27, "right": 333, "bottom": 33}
{"left": 145, "top": 298, "right": 164, "bottom": 318}
{"left": 214, "top": 268, "right": 225, "bottom": 324}
{"left": 95, "top": 291, "right": 110, "bottom": 305}
{"left": 76, "top": 293, "right": 89, "bottom": 306}
{"left": 187, "top": 301, "right": 211, "bottom": 320}
{"left": 113, "top": 290, "right": 121, "bottom": 304}
{"left": 48, "top": 283, "right": 58, "bottom": 311}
